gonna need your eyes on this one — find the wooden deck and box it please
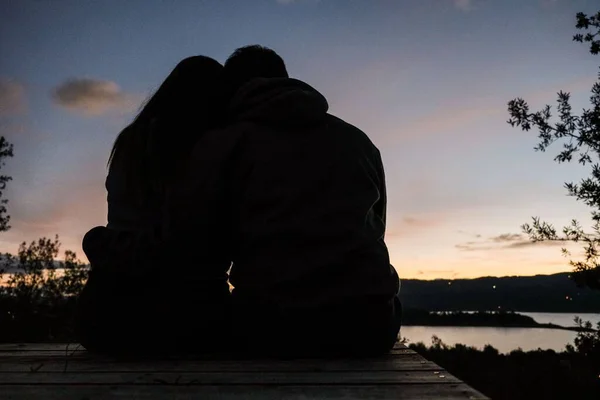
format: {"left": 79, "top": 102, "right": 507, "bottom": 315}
{"left": 0, "top": 342, "right": 488, "bottom": 399}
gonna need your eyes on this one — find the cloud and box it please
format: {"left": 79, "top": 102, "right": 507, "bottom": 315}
{"left": 0, "top": 79, "right": 26, "bottom": 116}
{"left": 0, "top": 181, "right": 105, "bottom": 263}
{"left": 416, "top": 269, "right": 457, "bottom": 276}
{"left": 0, "top": 252, "right": 65, "bottom": 273}
{"left": 456, "top": 233, "right": 568, "bottom": 251}
{"left": 455, "top": 242, "right": 493, "bottom": 252}
{"left": 453, "top": 0, "right": 473, "bottom": 12}
{"left": 275, "top": 0, "right": 321, "bottom": 4}
{"left": 490, "top": 233, "right": 567, "bottom": 249}
{"left": 457, "top": 230, "right": 482, "bottom": 238}
{"left": 387, "top": 214, "right": 446, "bottom": 238}
{"left": 384, "top": 75, "right": 594, "bottom": 146}
{"left": 0, "top": 147, "right": 108, "bottom": 262}
{"left": 400, "top": 102, "right": 498, "bottom": 139}
{"left": 51, "top": 78, "right": 139, "bottom": 116}
{"left": 491, "top": 233, "right": 523, "bottom": 243}
{"left": 402, "top": 216, "right": 440, "bottom": 228}
{"left": 503, "top": 240, "right": 566, "bottom": 250}
{"left": 540, "top": 0, "right": 558, "bottom": 7}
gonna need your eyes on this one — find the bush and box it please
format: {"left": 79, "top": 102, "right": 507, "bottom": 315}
{"left": 0, "top": 236, "right": 89, "bottom": 342}
{"left": 411, "top": 336, "right": 600, "bottom": 400}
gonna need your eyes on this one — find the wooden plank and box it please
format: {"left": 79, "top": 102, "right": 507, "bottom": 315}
{"left": 0, "top": 343, "right": 68, "bottom": 350}
{"left": 0, "top": 342, "right": 490, "bottom": 399}
{"left": 0, "top": 344, "right": 87, "bottom": 354}
{"left": 0, "top": 350, "right": 420, "bottom": 362}
{"left": 0, "top": 351, "right": 89, "bottom": 358}
{"left": 0, "top": 358, "right": 442, "bottom": 373}
{"left": 0, "top": 350, "right": 417, "bottom": 359}
{"left": 0, "top": 350, "right": 417, "bottom": 361}
{"left": 0, "top": 370, "right": 462, "bottom": 385}
{"left": 0, "top": 384, "right": 489, "bottom": 399}
{"left": 390, "top": 348, "right": 417, "bottom": 355}
{"left": 0, "top": 353, "right": 424, "bottom": 362}
{"left": 0, "top": 343, "right": 86, "bottom": 352}
{"left": 0, "top": 342, "right": 412, "bottom": 352}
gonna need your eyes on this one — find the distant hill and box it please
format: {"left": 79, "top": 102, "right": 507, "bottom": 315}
{"left": 400, "top": 273, "right": 600, "bottom": 313}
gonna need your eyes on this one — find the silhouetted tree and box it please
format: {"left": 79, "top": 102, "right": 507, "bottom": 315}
{"left": 507, "top": 11, "right": 600, "bottom": 290}
{"left": 0, "top": 136, "right": 13, "bottom": 232}
{"left": 566, "top": 317, "right": 600, "bottom": 359}
{"left": 411, "top": 336, "right": 600, "bottom": 400}
{"left": 0, "top": 236, "right": 89, "bottom": 341}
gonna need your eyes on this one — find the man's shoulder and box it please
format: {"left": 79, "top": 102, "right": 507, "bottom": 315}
{"left": 324, "top": 114, "right": 370, "bottom": 137}
{"left": 323, "top": 114, "right": 381, "bottom": 154}
{"left": 323, "top": 113, "right": 357, "bottom": 129}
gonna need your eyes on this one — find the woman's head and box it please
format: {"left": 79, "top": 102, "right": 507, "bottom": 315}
{"left": 108, "top": 56, "right": 225, "bottom": 203}
{"left": 133, "top": 56, "right": 225, "bottom": 129}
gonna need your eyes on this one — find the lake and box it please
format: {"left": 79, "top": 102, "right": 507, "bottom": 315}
{"left": 402, "top": 312, "right": 600, "bottom": 353}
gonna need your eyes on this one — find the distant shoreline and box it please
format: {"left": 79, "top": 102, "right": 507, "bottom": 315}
{"left": 401, "top": 272, "right": 600, "bottom": 313}
{"left": 403, "top": 321, "right": 596, "bottom": 332}
{"left": 402, "top": 309, "right": 598, "bottom": 332}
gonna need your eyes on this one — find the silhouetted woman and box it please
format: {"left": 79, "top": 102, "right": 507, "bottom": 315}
{"left": 107, "top": 56, "right": 225, "bottom": 232}
{"left": 76, "top": 56, "right": 230, "bottom": 356}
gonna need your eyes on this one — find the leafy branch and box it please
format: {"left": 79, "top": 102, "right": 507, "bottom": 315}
{"left": 507, "top": 11, "right": 600, "bottom": 290}
{"left": 0, "top": 136, "right": 14, "bottom": 232}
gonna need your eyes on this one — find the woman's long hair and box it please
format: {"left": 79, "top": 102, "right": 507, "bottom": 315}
{"left": 108, "top": 56, "right": 225, "bottom": 205}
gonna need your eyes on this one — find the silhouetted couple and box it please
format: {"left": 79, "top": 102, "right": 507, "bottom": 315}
{"left": 75, "top": 45, "right": 401, "bottom": 358}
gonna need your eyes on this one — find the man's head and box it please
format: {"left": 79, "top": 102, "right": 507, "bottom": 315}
{"left": 224, "top": 45, "right": 289, "bottom": 94}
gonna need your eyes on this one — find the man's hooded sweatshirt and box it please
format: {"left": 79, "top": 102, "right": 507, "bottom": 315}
{"left": 170, "top": 77, "right": 400, "bottom": 309}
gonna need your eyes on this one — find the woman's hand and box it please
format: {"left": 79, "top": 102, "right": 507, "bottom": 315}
{"left": 83, "top": 226, "right": 163, "bottom": 276}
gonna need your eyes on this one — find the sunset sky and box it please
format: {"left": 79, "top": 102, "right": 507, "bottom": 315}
{"left": 1, "top": 0, "right": 599, "bottom": 279}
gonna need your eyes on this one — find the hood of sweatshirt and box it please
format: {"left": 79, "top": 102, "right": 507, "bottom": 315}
{"left": 228, "top": 78, "right": 329, "bottom": 127}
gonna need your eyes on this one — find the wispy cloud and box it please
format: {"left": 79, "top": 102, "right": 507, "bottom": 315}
{"left": 51, "top": 78, "right": 139, "bottom": 116}
{"left": 503, "top": 240, "right": 566, "bottom": 250}
{"left": 0, "top": 79, "right": 26, "bottom": 116}
{"left": 540, "top": 0, "right": 558, "bottom": 7}
{"left": 0, "top": 167, "right": 107, "bottom": 261}
{"left": 389, "top": 75, "right": 594, "bottom": 143}
{"left": 491, "top": 233, "right": 523, "bottom": 243}
{"left": 400, "top": 102, "right": 498, "bottom": 139}
{"left": 416, "top": 269, "right": 458, "bottom": 278}
{"left": 402, "top": 216, "right": 441, "bottom": 229}
{"left": 387, "top": 214, "right": 446, "bottom": 238}
{"left": 455, "top": 241, "right": 492, "bottom": 252}
{"left": 456, "top": 233, "right": 568, "bottom": 251}
{"left": 275, "top": 0, "right": 321, "bottom": 5}
{"left": 453, "top": 0, "right": 473, "bottom": 12}
{"left": 457, "top": 230, "right": 482, "bottom": 238}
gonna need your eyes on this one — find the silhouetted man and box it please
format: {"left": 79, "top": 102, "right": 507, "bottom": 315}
{"left": 196, "top": 45, "right": 402, "bottom": 356}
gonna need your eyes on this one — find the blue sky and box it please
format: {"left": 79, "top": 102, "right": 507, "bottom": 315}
{"left": 0, "top": 0, "right": 599, "bottom": 279}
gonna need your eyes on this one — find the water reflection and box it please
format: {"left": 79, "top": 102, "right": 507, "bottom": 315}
{"left": 402, "top": 326, "right": 576, "bottom": 354}
{"left": 402, "top": 313, "right": 599, "bottom": 353}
